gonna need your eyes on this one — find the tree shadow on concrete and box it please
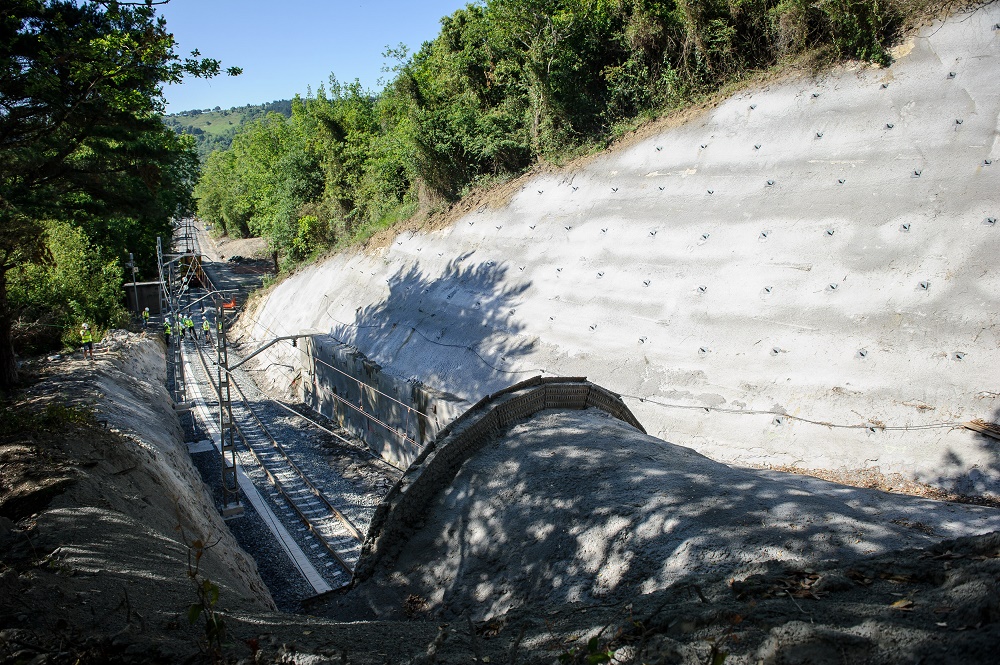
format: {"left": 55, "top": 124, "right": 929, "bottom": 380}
{"left": 934, "top": 401, "right": 1000, "bottom": 497}
{"left": 342, "top": 408, "right": 1000, "bottom": 629}
{"left": 326, "top": 254, "right": 538, "bottom": 401}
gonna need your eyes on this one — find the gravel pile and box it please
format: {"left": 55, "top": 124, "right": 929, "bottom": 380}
{"left": 331, "top": 407, "right": 1000, "bottom": 624}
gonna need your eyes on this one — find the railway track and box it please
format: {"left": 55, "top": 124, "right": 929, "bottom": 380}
{"left": 183, "top": 327, "right": 364, "bottom": 588}
{"left": 174, "top": 223, "right": 400, "bottom": 595}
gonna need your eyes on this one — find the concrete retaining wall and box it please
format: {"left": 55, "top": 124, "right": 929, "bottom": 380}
{"left": 352, "top": 376, "right": 644, "bottom": 582}
{"left": 301, "top": 335, "right": 468, "bottom": 468}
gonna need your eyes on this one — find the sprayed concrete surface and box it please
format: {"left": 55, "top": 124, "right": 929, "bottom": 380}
{"left": 237, "top": 6, "right": 1000, "bottom": 495}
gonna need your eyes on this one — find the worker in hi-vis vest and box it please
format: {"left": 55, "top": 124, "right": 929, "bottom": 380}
{"left": 142, "top": 307, "right": 150, "bottom": 328}
{"left": 202, "top": 318, "right": 211, "bottom": 343}
{"left": 80, "top": 323, "right": 95, "bottom": 360}
{"left": 163, "top": 321, "right": 171, "bottom": 346}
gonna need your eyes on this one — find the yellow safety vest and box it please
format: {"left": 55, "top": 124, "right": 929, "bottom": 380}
{"left": 203, "top": 320, "right": 210, "bottom": 331}
{"left": 80, "top": 329, "right": 93, "bottom": 343}
{"left": 164, "top": 323, "right": 171, "bottom": 334}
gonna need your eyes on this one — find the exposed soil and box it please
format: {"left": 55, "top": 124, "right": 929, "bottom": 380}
{"left": 211, "top": 235, "right": 270, "bottom": 262}
{"left": 764, "top": 464, "right": 1000, "bottom": 509}
{"left": 1, "top": 335, "right": 275, "bottom": 663}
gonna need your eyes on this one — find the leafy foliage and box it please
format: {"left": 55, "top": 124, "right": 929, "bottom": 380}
{"left": 8, "top": 220, "right": 129, "bottom": 354}
{"left": 0, "top": 0, "right": 238, "bottom": 385}
{"left": 195, "top": 0, "right": 907, "bottom": 267}
{"left": 182, "top": 534, "right": 227, "bottom": 658}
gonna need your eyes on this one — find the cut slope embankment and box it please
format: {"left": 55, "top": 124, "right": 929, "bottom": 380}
{"left": 236, "top": 4, "right": 1000, "bottom": 495}
{"left": 0, "top": 333, "right": 274, "bottom": 660}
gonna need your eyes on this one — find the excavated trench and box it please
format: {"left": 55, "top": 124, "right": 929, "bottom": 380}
{"left": 209, "top": 3, "right": 1000, "bottom": 631}
{"left": 235, "top": 4, "right": 1000, "bottom": 502}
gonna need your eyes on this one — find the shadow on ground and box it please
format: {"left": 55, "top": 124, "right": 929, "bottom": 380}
{"left": 331, "top": 408, "right": 1000, "bottom": 630}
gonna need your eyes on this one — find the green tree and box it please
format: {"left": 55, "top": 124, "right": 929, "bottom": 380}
{"left": 0, "top": 0, "right": 239, "bottom": 387}
{"left": 9, "top": 220, "right": 128, "bottom": 353}
{"left": 193, "top": 0, "right": 903, "bottom": 277}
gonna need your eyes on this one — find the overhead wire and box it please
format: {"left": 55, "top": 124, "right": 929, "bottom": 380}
{"left": 236, "top": 326, "right": 429, "bottom": 451}
{"left": 255, "top": 301, "right": 968, "bottom": 434}
{"left": 182, "top": 335, "right": 319, "bottom": 587}
{"left": 619, "top": 393, "right": 965, "bottom": 432}
{"left": 199, "top": 281, "right": 425, "bottom": 450}
{"left": 241, "top": 312, "right": 437, "bottom": 425}
{"left": 322, "top": 311, "right": 546, "bottom": 376}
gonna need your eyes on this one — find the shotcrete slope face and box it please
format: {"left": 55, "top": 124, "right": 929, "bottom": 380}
{"left": 345, "top": 408, "right": 1000, "bottom": 622}
{"left": 240, "top": 6, "right": 1000, "bottom": 492}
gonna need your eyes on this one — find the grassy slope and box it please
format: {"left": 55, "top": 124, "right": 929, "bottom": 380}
{"left": 162, "top": 99, "right": 293, "bottom": 158}
{"left": 166, "top": 108, "right": 246, "bottom": 138}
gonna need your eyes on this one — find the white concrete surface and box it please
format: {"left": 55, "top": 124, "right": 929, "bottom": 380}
{"left": 237, "top": 6, "right": 1000, "bottom": 493}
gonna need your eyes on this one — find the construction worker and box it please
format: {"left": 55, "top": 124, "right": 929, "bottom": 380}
{"left": 184, "top": 316, "right": 195, "bottom": 338}
{"left": 142, "top": 307, "right": 150, "bottom": 328}
{"left": 163, "top": 320, "right": 171, "bottom": 346}
{"left": 202, "top": 317, "right": 211, "bottom": 343}
{"left": 80, "top": 323, "right": 95, "bottom": 360}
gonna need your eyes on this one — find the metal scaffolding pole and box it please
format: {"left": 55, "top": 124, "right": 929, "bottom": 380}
{"left": 156, "top": 237, "right": 169, "bottom": 318}
{"left": 169, "top": 262, "right": 185, "bottom": 404}
{"left": 216, "top": 302, "right": 243, "bottom": 517}
{"left": 157, "top": 235, "right": 184, "bottom": 402}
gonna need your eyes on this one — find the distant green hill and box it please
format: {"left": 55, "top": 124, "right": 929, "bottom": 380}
{"left": 162, "top": 99, "right": 292, "bottom": 160}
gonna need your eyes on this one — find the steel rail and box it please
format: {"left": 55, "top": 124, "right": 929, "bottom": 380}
{"left": 223, "top": 360, "right": 363, "bottom": 541}
{"left": 192, "top": 233, "right": 428, "bottom": 452}
{"left": 189, "top": 336, "right": 360, "bottom": 576}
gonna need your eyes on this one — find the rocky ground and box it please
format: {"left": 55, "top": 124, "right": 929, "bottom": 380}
{"left": 2, "top": 333, "right": 1000, "bottom": 664}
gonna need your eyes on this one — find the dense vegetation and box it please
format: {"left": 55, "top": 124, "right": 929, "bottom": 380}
{"left": 195, "top": 0, "right": 909, "bottom": 268}
{"left": 0, "top": 0, "right": 237, "bottom": 386}
{"left": 162, "top": 100, "right": 294, "bottom": 160}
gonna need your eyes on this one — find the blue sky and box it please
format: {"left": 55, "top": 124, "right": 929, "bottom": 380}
{"left": 157, "top": 0, "right": 471, "bottom": 114}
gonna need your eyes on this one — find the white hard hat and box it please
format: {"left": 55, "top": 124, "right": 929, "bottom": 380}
{"left": 144, "top": 307, "right": 149, "bottom": 311}
{"left": 82, "top": 323, "right": 89, "bottom": 329}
